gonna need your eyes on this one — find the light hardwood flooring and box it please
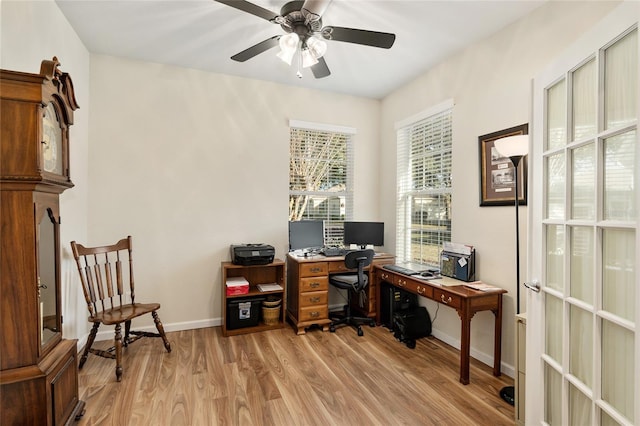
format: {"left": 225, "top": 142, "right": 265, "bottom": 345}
{"left": 77, "top": 325, "right": 514, "bottom": 425}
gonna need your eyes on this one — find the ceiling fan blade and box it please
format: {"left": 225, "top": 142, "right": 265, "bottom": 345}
{"left": 231, "top": 36, "right": 281, "bottom": 62}
{"left": 311, "top": 56, "right": 330, "bottom": 79}
{"left": 301, "top": 0, "right": 332, "bottom": 21}
{"left": 321, "top": 26, "right": 396, "bottom": 49}
{"left": 214, "top": 0, "right": 279, "bottom": 22}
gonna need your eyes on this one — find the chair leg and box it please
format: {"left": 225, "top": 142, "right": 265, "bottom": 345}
{"left": 124, "top": 320, "right": 132, "bottom": 347}
{"left": 152, "top": 311, "right": 172, "bottom": 353}
{"left": 114, "top": 323, "right": 123, "bottom": 382}
{"left": 79, "top": 322, "right": 100, "bottom": 369}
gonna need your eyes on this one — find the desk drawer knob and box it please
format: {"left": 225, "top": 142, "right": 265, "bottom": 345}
{"left": 310, "top": 282, "right": 320, "bottom": 288}
{"left": 310, "top": 267, "right": 322, "bottom": 273}
{"left": 310, "top": 311, "right": 319, "bottom": 318}
{"left": 417, "top": 286, "right": 425, "bottom": 295}
{"left": 381, "top": 273, "right": 389, "bottom": 280}
{"left": 441, "top": 294, "right": 452, "bottom": 304}
{"left": 310, "top": 297, "right": 320, "bottom": 303}
{"left": 399, "top": 279, "right": 406, "bottom": 287}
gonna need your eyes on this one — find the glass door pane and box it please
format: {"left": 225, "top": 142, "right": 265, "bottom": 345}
{"left": 572, "top": 59, "right": 597, "bottom": 140}
{"left": 602, "top": 228, "right": 635, "bottom": 321}
{"left": 571, "top": 143, "right": 596, "bottom": 220}
{"left": 605, "top": 30, "right": 638, "bottom": 129}
{"left": 570, "top": 226, "right": 594, "bottom": 304}
{"left": 601, "top": 319, "right": 635, "bottom": 421}
{"left": 569, "top": 305, "right": 593, "bottom": 387}
{"left": 547, "top": 79, "right": 567, "bottom": 150}
{"left": 547, "top": 153, "right": 566, "bottom": 219}
{"left": 604, "top": 130, "right": 636, "bottom": 221}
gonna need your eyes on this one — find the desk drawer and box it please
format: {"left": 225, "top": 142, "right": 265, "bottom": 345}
{"left": 300, "top": 305, "right": 328, "bottom": 322}
{"left": 434, "top": 288, "right": 461, "bottom": 309}
{"left": 393, "top": 277, "right": 433, "bottom": 299}
{"left": 300, "top": 276, "right": 329, "bottom": 292}
{"left": 300, "top": 262, "right": 328, "bottom": 277}
{"left": 328, "top": 262, "right": 353, "bottom": 273}
{"left": 299, "top": 290, "right": 328, "bottom": 308}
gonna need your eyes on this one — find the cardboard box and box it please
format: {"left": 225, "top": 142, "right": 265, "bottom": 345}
{"left": 226, "top": 276, "right": 249, "bottom": 296}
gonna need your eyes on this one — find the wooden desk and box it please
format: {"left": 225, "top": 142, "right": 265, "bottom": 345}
{"left": 374, "top": 267, "right": 506, "bottom": 385}
{"left": 286, "top": 252, "right": 394, "bottom": 335}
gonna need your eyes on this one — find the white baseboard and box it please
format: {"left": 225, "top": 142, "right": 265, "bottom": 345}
{"left": 74, "top": 315, "right": 515, "bottom": 378}
{"left": 75, "top": 318, "right": 222, "bottom": 350}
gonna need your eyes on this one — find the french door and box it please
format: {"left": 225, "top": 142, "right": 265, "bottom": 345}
{"left": 528, "top": 2, "right": 639, "bottom": 425}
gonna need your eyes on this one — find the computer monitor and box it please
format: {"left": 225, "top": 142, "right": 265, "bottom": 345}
{"left": 288, "top": 220, "right": 325, "bottom": 251}
{"left": 343, "top": 221, "right": 384, "bottom": 249}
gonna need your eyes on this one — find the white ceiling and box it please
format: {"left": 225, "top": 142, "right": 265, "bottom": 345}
{"left": 56, "top": 0, "right": 546, "bottom": 99}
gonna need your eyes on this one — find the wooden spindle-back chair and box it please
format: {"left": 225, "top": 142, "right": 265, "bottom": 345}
{"left": 70, "top": 236, "right": 171, "bottom": 382}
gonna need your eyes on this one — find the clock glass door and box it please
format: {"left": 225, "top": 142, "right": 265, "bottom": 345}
{"left": 38, "top": 207, "right": 59, "bottom": 346}
{"left": 42, "top": 103, "right": 63, "bottom": 175}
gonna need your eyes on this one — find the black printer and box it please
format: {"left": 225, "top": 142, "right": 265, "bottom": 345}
{"left": 230, "top": 244, "right": 275, "bottom": 266}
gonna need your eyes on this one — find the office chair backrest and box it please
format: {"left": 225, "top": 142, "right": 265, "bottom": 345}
{"left": 344, "top": 249, "right": 375, "bottom": 291}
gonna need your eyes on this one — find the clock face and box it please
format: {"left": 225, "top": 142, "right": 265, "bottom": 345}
{"left": 42, "top": 103, "right": 63, "bottom": 174}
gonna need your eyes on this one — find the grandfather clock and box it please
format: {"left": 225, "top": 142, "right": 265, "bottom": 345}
{"left": 0, "top": 57, "right": 85, "bottom": 424}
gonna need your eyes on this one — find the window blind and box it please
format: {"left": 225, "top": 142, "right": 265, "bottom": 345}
{"left": 289, "top": 121, "right": 354, "bottom": 247}
{"left": 396, "top": 100, "right": 453, "bottom": 266}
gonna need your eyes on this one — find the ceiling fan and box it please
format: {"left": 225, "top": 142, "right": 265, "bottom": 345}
{"left": 214, "top": 0, "right": 396, "bottom": 79}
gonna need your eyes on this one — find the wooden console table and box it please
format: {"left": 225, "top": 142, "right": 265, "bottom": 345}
{"left": 374, "top": 266, "right": 506, "bottom": 385}
{"left": 286, "top": 252, "right": 394, "bottom": 335}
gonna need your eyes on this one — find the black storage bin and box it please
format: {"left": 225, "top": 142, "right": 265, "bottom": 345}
{"left": 227, "top": 297, "right": 265, "bottom": 330}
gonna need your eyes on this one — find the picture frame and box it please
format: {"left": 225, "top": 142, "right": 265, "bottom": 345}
{"left": 479, "top": 123, "right": 528, "bottom": 206}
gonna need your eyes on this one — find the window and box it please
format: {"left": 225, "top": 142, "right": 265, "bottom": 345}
{"left": 289, "top": 120, "right": 354, "bottom": 247}
{"left": 396, "top": 100, "right": 453, "bottom": 266}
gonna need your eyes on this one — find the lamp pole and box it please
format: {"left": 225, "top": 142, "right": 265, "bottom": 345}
{"left": 510, "top": 155, "right": 524, "bottom": 315}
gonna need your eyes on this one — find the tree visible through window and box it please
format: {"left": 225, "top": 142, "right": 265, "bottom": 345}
{"left": 396, "top": 101, "right": 453, "bottom": 266}
{"left": 289, "top": 122, "right": 354, "bottom": 247}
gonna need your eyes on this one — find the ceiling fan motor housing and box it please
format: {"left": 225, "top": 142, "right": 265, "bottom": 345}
{"left": 279, "top": 0, "right": 322, "bottom": 41}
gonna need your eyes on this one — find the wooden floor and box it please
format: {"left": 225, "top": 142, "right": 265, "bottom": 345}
{"left": 77, "top": 325, "right": 514, "bottom": 425}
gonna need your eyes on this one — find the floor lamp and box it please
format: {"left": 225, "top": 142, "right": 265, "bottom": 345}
{"left": 493, "top": 134, "right": 529, "bottom": 406}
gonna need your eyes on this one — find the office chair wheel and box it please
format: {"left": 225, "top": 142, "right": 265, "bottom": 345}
{"left": 368, "top": 319, "right": 376, "bottom": 327}
{"left": 329, "top": 325, "right": 336, "bottom": 333}
{"left": 406, "top": 339, "right": 416, "bottom": 349}
{"left": 357, "top": 326, "right": 364, "bottom": 337}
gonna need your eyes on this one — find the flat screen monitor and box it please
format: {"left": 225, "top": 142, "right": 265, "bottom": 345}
{"left": 343, "top": 221, "right": 384, "bottom": 249}
{"left": 288, "top": 220, "right": 325, "bottom": 251}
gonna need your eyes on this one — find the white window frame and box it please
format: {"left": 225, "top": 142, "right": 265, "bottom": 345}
{"left": 395, "top": 99, "right": 454, "bottom": 266}
{"left": 289, "top": 119, "right": 355, "bottom": 247}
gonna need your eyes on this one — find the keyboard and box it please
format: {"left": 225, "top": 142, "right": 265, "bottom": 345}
{"left": 321, "top": 247, "right": 349, "bottom": 257}
{"left": 382, "top": 264, "right": 420, "bottom": 275}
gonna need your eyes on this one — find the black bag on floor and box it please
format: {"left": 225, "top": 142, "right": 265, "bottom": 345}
{"left": 392, "top": 306, "right": 431, "bottom": 349}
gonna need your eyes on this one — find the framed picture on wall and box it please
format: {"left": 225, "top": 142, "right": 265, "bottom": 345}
{"left": 478, "top": 123, "right": 528, "bottom": 206}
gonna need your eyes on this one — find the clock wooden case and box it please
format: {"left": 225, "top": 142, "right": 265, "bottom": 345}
{"left": 0, "top": 57, "right": 85, "bottom": 425}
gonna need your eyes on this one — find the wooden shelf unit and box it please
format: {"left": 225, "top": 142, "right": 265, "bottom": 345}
{"left": 221, "top": 260, "right": 286, "bottom": 337}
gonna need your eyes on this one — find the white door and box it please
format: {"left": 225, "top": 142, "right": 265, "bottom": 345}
{"left": 528, "top": 2, "right": 639, "bottom": 425}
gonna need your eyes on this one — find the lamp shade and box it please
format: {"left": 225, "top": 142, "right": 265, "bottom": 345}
{"left": 306, "top": 36, "right": 327, "bottom": 59}
{"left": 277, "top": 33, "right": 300, "bottom": 65}
{"left": 494, "top": 135, "right": 529, "bottom": 158}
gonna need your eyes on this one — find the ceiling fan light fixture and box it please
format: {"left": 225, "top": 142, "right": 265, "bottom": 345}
{"left": 277, "top": 32, "right": 299, "bottom": 65}
{"left": 306, "top": 36, "right": 327, "bottom": 59}
{"left": 301, "top": 47, "right": 318, "bottom": 68}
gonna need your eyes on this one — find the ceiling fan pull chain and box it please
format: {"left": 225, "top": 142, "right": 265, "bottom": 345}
{"left": 296, "top": 49, "right": 303, "bottom": 79}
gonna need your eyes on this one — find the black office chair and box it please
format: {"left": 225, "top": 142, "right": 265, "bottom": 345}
{"left": 329, "top": 249, "right": 376, "bottom": 336}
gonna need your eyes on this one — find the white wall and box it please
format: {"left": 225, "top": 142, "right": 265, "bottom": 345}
{"left": 379, "top": 0, "right": 619, "bottom": 372}
{"left": 1, "top": 0, "right": 90, "bottom": 341}
{"left": 86, "top": 55, "right": 382, "bottom": 330}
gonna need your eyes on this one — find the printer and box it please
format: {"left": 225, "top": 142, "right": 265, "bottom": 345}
{"left": 230, "top": 244, "right": 275, "bottom": 266}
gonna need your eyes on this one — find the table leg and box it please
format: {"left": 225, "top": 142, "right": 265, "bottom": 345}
{"left": 493, "top": 296, "right": 503, "bottom": 376}
{"left": 460, "top": 315, "right": 471, "bottom": 385}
